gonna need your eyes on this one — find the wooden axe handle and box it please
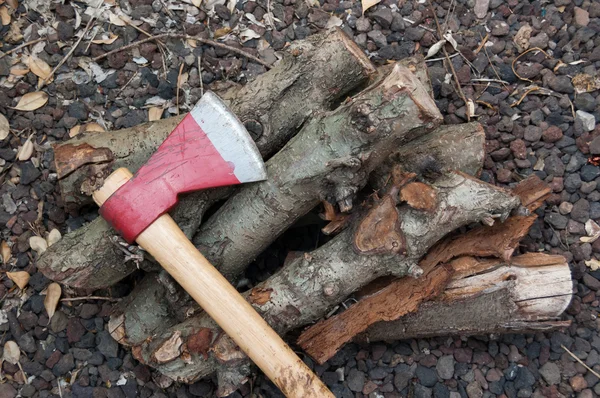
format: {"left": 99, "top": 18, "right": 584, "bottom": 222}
{"left": 94, "top": 168, "right": 333, "bottom": 398}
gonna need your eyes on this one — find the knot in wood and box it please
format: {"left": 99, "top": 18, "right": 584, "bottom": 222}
{"left": 353, "top": 195, "right": 406, "bottom": 255}
{"left": 243, "top": 119, "right": 263, "bottom": 141}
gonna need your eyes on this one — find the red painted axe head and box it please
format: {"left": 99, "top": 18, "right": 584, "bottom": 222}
{"left": 99, "top": 91, "right": 267, "bottom": 243}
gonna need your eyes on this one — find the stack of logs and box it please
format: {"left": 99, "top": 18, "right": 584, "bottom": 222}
{"left": 38, "top": 28, "right": 573, "bottom": 396}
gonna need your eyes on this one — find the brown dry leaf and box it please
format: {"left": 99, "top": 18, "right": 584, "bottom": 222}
{"left": 361, "top": 0, "right": 381, "bottom": 15}
{"left": 10, "top": 64, "right": 29, "bottom": 76}
{"left": 17, "top": 135, "right": 33, "bottom": 160}
{"left": 27, "top": 55, "right": 52, "bottom": 83}
{"left": 7, "top": 271, "right": 30, "bottom": 289}
{"left": 214, "top": 27, "right": 231, "bottom": 38}
{"left": 92, "top": 33, "right": 119, "bottom": 45}
{"left": 1, "top": 240, "right": 10, "bottom": 263}
{"left": 44, "top": 282, "right": 62, "bottom": 321}
{"left": 5, "top": 0, "right": 17, "bottom": 9}
{"left": 29, "top": 235, "right": 47, "bottom": 255}
{"left": 0, "top": 112, "right": 9, "bottom": 140}
{"left": 69, "top": 122, "right": 105, "bottom": 138}
{"left": 0, "top": 6, "right": 10, "bottom": 26}
{"left": 109, "top": 12, "right": 127, "bottom": 26}
{"left": 3, "top": 341, "right": 20, "bottom": 365}
{"left": 13, "top": 92, "right": 48, "bottom": 111}
{"left": 148, "top": 107, "right": 163, "bottom": 121}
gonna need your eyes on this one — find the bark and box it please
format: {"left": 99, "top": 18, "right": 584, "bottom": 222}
{"left": 38, "top": 28, "right": 376, "bottom": 290}
{"left": 361, "top": 253, "right": 572, "bottom": 342}
{"left": 192, "top": 64, "right": 441, "bottom": 282}
{"left": 108, "top": 121, "right": 488, "bottom": 352}
{"left": 117, "top": 172, "right": 520, "bottom": 387}
{"left": 297, "top": 175, "right": 552, "bottom": 363}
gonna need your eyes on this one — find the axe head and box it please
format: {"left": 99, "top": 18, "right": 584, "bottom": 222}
{"left": 99, "top": 91, "right": 267, "bottom": 243}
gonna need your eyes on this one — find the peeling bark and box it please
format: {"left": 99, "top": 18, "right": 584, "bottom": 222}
{"left": 38, "top": 28, "right": 376, "bottom": 290}
{"left": 125, "top": 172, "right": 520, "bottom": 386}
{"left": 361, "top": 253, "right": 572, "bottom": 342}
{"left": 191, "top": 63, "right": 442, "bottom": 282}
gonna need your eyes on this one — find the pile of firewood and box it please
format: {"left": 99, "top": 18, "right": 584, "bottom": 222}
{"left": 37, "top": 29, "right": 573, "bottom": 396}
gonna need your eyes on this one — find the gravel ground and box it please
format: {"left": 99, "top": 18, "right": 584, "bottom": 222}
{"left": 1, "top": 0, "right": 600, "bottom": 397}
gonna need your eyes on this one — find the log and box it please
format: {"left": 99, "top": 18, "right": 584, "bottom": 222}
{"left": 108, "top": 121, "right": 488, "bottom": 350}
{"left": 117, "top": 172, "right": 520, "bottom": 389}
{"left": 191, "top": 63, "right": 442, "bottom": 282}
{"left": 38, "top": 28, "right": 376, "bottom": 290}
{"left": 297, "top": 175, "right": 554, "bottom": 363}
{"left": 361, "top": 253, "right": 572, "bottom": 342}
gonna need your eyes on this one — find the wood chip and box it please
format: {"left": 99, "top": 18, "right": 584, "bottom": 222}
{"left": 148, "top": 107, "right": 163, "bottom": 121}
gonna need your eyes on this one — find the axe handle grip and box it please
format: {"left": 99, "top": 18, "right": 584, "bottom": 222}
{"left": 94, "top": 168, "right": 333, "bottom": 398}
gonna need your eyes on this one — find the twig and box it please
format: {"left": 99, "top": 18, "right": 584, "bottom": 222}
{"left": 42, "top": 18, "right": 95, "bottom": 87}
{"left": 198, "top": 55, "right": 204, "bottom": 96}
{"left": 176, "top": 63, "right": 184, "bottom": 115}
{"left": 427, "top": 0, "right": 470, "bottom": 121}
{"left": 512, "top": 47, "right": 550, "bottom": 83}
{"left": 425, "top": 52, "right": 460, "bottom": 63}
{"left": 474, "top": 33, "right": 489, "bottom": 55}
{"left": 92, "top": 33, "right": 271, "bottom": 69}
{"left": 472, "top": 78, "right": 510, "bottom": 84}
{"left": 60, "top": 296, "right": 121, "bottom": 302}
{"left": 441, "top": 0, "right": 456, "bottom": 35}
{"left": 0, "top": 38, "right": 45, "bottom": 60}
{"left": 562, "top": 345, "right": 600, "bottom": 380}
{"left": 480, "top": 34, "right": 508, "bottom": 90}
{"left": 510, "top": 86, "right": 539, "bottom": 108}
{"left": 116, "top": 71, "right": 139, "bottom": 96}
{"left": 402, "top": 17, "right": 437, "bottom": 33}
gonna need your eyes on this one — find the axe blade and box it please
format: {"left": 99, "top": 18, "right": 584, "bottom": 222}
{"left": 99, "top": 91, "right": 267, "bottom": 243}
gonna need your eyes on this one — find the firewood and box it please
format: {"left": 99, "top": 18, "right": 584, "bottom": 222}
{"left": 297, "top": 175, "right": 555, "bottom": 363}
{"left": 37, "top": 28, "right": 376, "bottom": 290}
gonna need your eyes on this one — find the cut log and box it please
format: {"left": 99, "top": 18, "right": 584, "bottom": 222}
{"left": 118, "top": 172, "right": 520, "bottom": 388}
{"left": 109, "top": 121, "right": 487, "bottom": 351}
{"left": 297, "top": 175, "right": 553, "bottom": 363}
{"left": 191, "top": 63, "right": 442, "bottom": 282}
{"left": 360, "top": 253, "right": 572, "bottom": 342}
{"left": 37, "top": 28, "right": 376, "bottom": 290}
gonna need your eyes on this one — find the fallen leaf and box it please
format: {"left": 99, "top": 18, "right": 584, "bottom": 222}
{"left": 148, "top": 107, "right": 163, "bottom": 121}
{"left": 214, "top": 27, "right": 231, "bottom": 38}
{"left": 69, "top": 122, "right": 105, "bottom": 137}
{"left": 1, "top": 241, "right": 10, "bottom": 263}
{"left": 5, "top": 0, "right": 17, "bottom": 9}
{"left": 44, "top": 283, "right": 61, "bottom": 321}
{"left": 13, "top": 92, "right": 48, "bottom": 111}
{"left": 29, "top": 236, "right": 48, "bottom": 255}
{"left": 109, "top": 12, "right": 127, "bottom": 26}
{"left": 443, "top": 31, "right": 458, "bottom": 51}
{"left": 0, "top": 6, "right": 10, "bottom": 25}
{"left": 513, "top": 24, "right": 532, "bottom": 53}
{"left": 27, "top": 55, "right": 52, "bottom": 83}
{"left": 92, "top": 33, "right": 119, "bottom": 45}
{"left": 46, "top": 229, "right": 61, "bottom": 246}
{"left": 361, "top": 0, "right": 381, "bottom": 15}
{"left": 0, "top": 113, "right": 9, "bottom": 140}
{"left": 581, "top": 220, "right": 600, "bottom": 243}
{"left": 425, "top": 40, "right": 446, "bottom": 59}
{"left": 17, "top": 135, "right": 33, "bottom": 160}
{"left": 239, "top": 28, "right": 261, "bottom": 43}
{"left": 7, "top": 271, "right": 30, "bottom": 289}
{"left": 10, "top": 64, "right": 30, "bottom": 76}
{"left": 326, "top": 15, "right": 343, "bottom": 29}
{"left": 3, "top": 341, "right": 20, "bottom": 364}
{"left": 191, "top": 0, "right": 202, "bottom": 7}
{"left": 585, "top": 258, "right": 600, "bottom": 271}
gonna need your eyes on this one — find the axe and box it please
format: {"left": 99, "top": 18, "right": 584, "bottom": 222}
{"left": 92, "top": 92, "right": 333, "bottom": 397}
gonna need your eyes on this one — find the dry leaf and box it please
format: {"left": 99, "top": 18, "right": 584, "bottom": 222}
{"left": 7, "top": 271, "right": 30, "bottom": 289}
{"left": 325, "top": 15, "right": 343, "bottom": 29}
{"left": 214, "top": 27, "right": 231, "bottom": 38}
{"left": 5, "top": 0, "right": 17, "bottom": 9}
{"left": 425, "top": 40, "right": 446, "bottom": 59}
{"left": 361, "top": 0, "right": 381, "bottom": 15}
{"left": 585, "top": 259, "right": 600, "bottom": 271}
{"left": 109, "top": 13, "right": 127, "bottom": 26}
{"left": 148, "top": 107, "right": 163, "bottom": 121}
{"left": 17, "top": 135, "right": 33, "bottom": 161}
{"left": 1, "top": 241, "right": 10, "bottom": 263}
{"left": 443, "top": 31, "right": 458, "bottom": 51}
{"left": 29, "top": 235, "right": 48, "bottom": 255}
{"left": 27, "top": 55, "right": 52, "bottom": 82}
{"left": 3, "top": 341, "right": 20, "bottom": 364}
{"left": 513, "top": 24, "right": 532, "bottom": 53}
{"left": 239, "top": 28, "right": 261, "bottom": 43}
{"left": 191, "top": 0, "right": 202, "bottom": 7}
{"left": 10, "top": 64, "right": 29, "bottom": 76}
{"left": 46, "top": 229, "right": 61, "bottom": 246}
{"left": 44, "top": 283, "right": 61, "bottom": 321}
{"left": 581, "top": 220, "right": 600, "bottom": 243}
{"left": 0, "top": 113, "right": 9, "bottom": 140}
{"left": 0, "top": 6, "right": 10, "bottom": 25}
{"left": 69, "top": 122, "right": 105, "bottom": 137}
{"left": 13, "top": 92, "right": 48, "bottom": 111}
{"left": 92, "top": 33, "right": 119, "bottom": 45}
